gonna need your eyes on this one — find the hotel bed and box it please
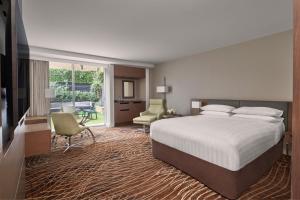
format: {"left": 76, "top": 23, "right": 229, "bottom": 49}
{"left": 150, "top": 100, "right": 291, "bottom": 199}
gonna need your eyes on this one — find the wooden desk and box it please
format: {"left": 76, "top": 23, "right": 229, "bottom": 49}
{"left": 25, "top": 116, "right": 48, "bottom": 125}
{"left": 25, "top": 122, "right": 51, "bottom": 157}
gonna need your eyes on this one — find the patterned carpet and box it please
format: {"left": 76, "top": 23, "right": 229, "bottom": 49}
{"left": 25, "top": 126, "right": 291, "bottom": 200}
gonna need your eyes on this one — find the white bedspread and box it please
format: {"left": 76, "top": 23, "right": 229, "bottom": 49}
{"left": 150, "top": 115, "right": 284, "bottom": 171}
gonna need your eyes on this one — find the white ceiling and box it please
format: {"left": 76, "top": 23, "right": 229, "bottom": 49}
{"left": 22, "top": 0, "right": 292, "bottom": 64}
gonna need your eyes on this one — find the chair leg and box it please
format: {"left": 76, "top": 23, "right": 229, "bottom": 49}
{"left": 64, "top": 146, "right": 70, "bottom": 153}
{"left": 86, "top": 128, "right": 96, "bottom": 142}
{"left": 63, "top": 137, "right": 72, "bottom": 153}
{"left": 84, "top": 129, "right": 90, "bottom": 137}
{"left": 52, "top": 134, "right": 56, "bottom": 144}
{"left": 143, "top": 125, "right": 150, "bottom": 133}
{"left": 52, "top": 134, "right": 58, "bottom": 147}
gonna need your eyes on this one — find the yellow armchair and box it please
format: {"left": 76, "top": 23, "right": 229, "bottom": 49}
{"left": 51, "top": 112, "right": 95, "bottom": 152}
{"left": 133, "top": 99, "right": 166, "bottom": 132}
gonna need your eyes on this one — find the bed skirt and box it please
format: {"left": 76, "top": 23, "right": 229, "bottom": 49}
{"left": 152, "top": 139, "right": 283, "bottom": 199}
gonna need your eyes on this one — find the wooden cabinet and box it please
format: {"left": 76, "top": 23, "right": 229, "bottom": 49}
{"left": 114, "top": 65, "right": 146, "bottom": 126}
{"left": 25, "top": 116, "right": 48, "bottom": 125}
{"left": 114, "top": 65, "right": 145, "bottom": 79}
{"left": 115, "top": 101, "right": 130, "bottom": 124}
{"left": 114, "top": 101, "right": 146, "bottom": 126}
{"left": 131, "top": 101, "right": 146, "bottom": 118}
{"left": 24, "top": 117, "right": 51, "bottom": 157}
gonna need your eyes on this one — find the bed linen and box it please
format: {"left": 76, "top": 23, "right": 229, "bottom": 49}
{"left": 150, "top": 115, "right": 284, "bottom": 171}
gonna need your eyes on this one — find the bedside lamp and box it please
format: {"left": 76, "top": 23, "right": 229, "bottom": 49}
{"left": 156, "top": 76, "right": 170, "bottom": 105}
{"left": 156, "top": 86, "right": 168, "bottom": 93}
{"left": 191, "top": 100, "right": 202, "bottom": 115}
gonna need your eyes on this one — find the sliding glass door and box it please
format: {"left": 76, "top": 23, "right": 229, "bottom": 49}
{"left": 49, "top": 62, "right": 105, "bottom": 126}
{"left": 73, "top": 64, "right": 104, "bottom": 125}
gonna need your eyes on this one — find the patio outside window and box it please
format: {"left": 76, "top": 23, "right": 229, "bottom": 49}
{"left": 49, "top": 62, "right": 105, "bottom": 126}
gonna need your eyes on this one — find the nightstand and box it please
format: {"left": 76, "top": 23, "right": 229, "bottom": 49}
{"left": 284, "top": 131, "right": 292, "bottom": 156}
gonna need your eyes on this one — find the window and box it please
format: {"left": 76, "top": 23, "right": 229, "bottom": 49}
{"left": 49, "top": 62, "right": 105, "bottom": 126}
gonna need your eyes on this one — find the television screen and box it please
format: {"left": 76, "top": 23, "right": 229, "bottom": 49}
{"left": 16, "top": 0, "right": 30, "bottom": 120}
{"left": 1, "top": 0, "right": 14, "bottom": 150}
{"left": 1, "top": 0, "right": 30, "bottom": 151}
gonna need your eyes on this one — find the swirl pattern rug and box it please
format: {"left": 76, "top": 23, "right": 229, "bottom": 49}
{"left": 25, "top": 126, "right": 291, "bottom": 200}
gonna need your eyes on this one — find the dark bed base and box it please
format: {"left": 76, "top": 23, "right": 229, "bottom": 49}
{"left": 152, "top": 139, "right": 283, "bottom": 199}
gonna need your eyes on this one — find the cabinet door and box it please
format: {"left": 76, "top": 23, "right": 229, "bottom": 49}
{"left": 114, "top": 65, "right": 145, "bottom": 78}
{"left": 131, "top": 101, "right": 146, "bottom": 119}
{"left": 117, "top": 109, "right": 131, "bottom": 123}
{"left": 115, "top": 102, "right": 131, "bottom": 123}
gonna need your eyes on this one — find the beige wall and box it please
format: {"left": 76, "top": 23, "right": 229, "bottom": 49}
{"left": 114, "top": 78, "right": 146, "bottom": 100}
{"left": 151, "top": 31, "right": 293, "bottom": 114}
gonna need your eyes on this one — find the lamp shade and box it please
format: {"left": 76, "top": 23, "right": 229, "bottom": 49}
{"left": 45, "top": 88, "right": 56, "bottom": 98}
{"left": 156, "top": 86, "right": 168, "bottom": 93}
{"left": 191, "top": 101, "right": 202, "bottom": 108}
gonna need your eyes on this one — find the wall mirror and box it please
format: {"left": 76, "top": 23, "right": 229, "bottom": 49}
{"left": 122, "top": 80, "right": 135, "bottom": 99}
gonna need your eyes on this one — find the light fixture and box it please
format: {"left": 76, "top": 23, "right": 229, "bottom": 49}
{"left": 191, "top": 100, "right": 202, "bottom": 115}
{"left": 191, "top": 100, "right": 202, "bottom": 108}
{"left": 156, "top": 76, "right": 170, "bottom": 102}
{"left": 156, "top": 86, "right": 168, "bottom": 93}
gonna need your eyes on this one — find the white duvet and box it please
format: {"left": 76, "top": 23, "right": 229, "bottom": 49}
{"left": 150, "top": 115, "right": 284, "bottom": 171}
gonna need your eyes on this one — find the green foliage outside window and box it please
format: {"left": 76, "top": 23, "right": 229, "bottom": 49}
{"left": 49, "top": 69, "right": 72, "bottom": 82}
{"left": 49, "top": 68, "right": 95, "bottom": 84}
{"left": 49, "top": 68, "right": 104, "bottom": 103}
{"left": 52, "top": 84, "right": 99, "bottom": 102}
{"left": 91, "top": 70, "right": 104, "bottom": 99}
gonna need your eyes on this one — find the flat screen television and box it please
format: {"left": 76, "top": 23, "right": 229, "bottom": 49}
{"left": 1, "top": 0, "right": 30, "bottom": 151}
{"left": 16, "top": 0, "right": 30, "bottom": 121}
{"left": 1, "top": 0, "right": 14, "bottom": 150}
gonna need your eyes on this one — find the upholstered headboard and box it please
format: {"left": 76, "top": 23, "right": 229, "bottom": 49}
{"left": 200, "top": 99, "right": 292, "bottom": 131}
{"left": 202, "top": 99, "right": 240, "bottom": 108}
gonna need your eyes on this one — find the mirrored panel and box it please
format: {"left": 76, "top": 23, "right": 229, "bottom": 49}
{"left": 122, "top": 80, "right": 134, "bottom": 98}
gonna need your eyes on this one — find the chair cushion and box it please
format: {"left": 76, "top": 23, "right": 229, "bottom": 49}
{"left": 133, "top": 115, "right": 157, "bottom": 123}
{"left": 52, "top": 112, "right": 85, "bottom": 136}
{"left": 147, "top": 99, "right": 165, "bottom": 117}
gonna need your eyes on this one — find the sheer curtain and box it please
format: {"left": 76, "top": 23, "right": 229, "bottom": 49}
{"left": 29, "top": 60, "right": 49, "bottom": 116}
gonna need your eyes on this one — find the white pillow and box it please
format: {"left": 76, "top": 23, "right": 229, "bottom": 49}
{"left": 201, "top": 111, "right": 232, "bottom": 117}
{"left": 232, "top": 114, "right": 283, "bottom": 123}
{"left": 201, "top": 104, "right": 235, "bottom": 113}
{"left": 232, "top": 107, "right": 283, "bottom": 117}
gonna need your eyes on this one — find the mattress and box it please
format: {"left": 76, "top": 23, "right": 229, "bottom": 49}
{"left": 150, "top": 115, "right": 284, "bottom": 171}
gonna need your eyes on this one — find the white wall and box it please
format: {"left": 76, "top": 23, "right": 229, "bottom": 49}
{"left": 151, "top": 31, "right": 293, "bottom": 114}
